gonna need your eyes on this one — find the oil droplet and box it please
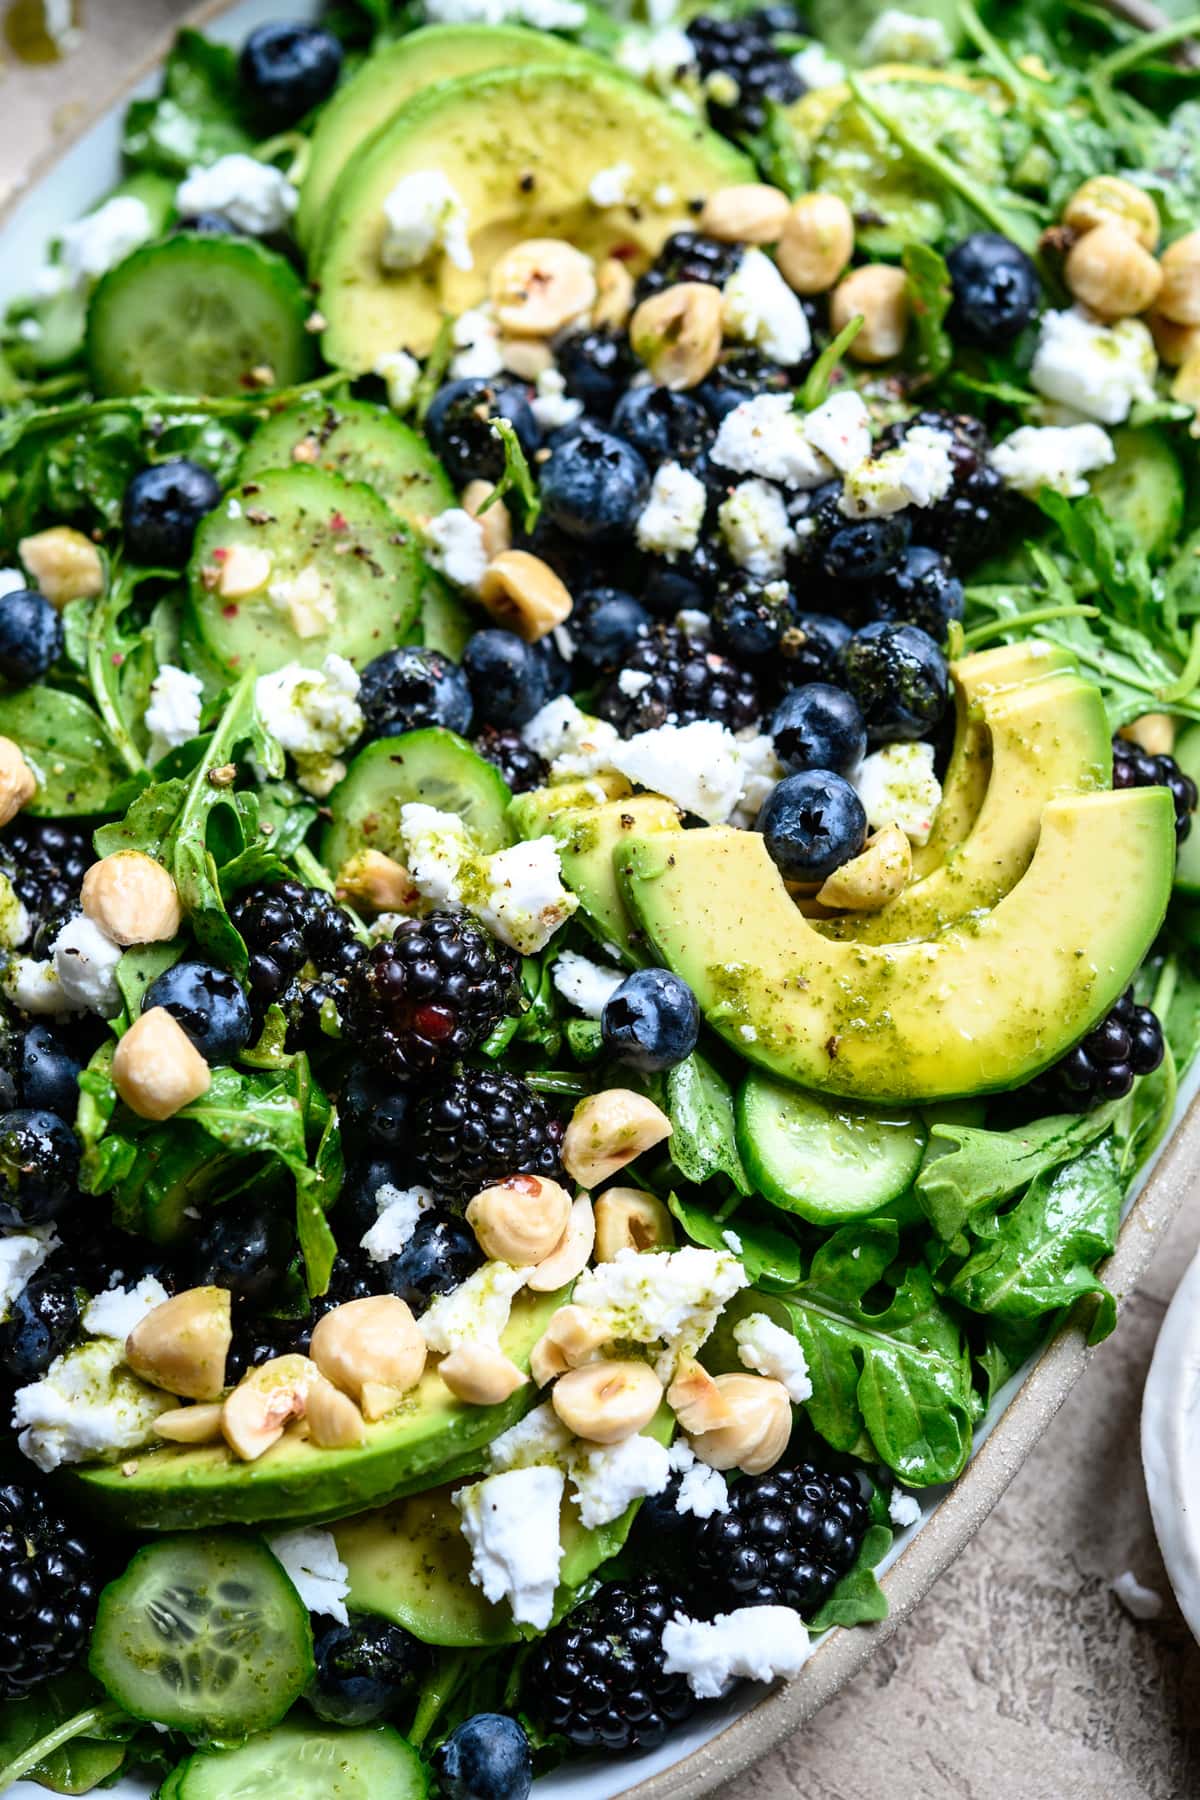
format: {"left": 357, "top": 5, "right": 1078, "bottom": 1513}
{"left": 4, "top": 0, "right": 81, "bottom": 64}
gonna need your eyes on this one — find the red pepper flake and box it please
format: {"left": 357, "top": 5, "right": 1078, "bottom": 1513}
{"left": 212, "top": 546, "right": 229, "bottom": 563}
{"left": 222, "top": 603, "right": 239, "bottom": 618}
{"left": 110, "top": 651, "right": 124, "bottom": 667}
{"left": 330, "top": 511, "right": 349, "bottom": 533}
{"left": 610, "top": 241, "right": 639, "bottom": 261}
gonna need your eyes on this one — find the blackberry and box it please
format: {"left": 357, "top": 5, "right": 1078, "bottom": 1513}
{"left": 686, "top": 10, "right": 805, "bottom": 138}
{"left": 880, "top": 409, "right": 1007, "bottom": 564}
{"left": 386, "top": 1210, "right": 483, "bottom": 1313}
{"left": 1031, "top": 988, "right": 1164, "bottom": 1111}
{"left": 0, "top": 818, "right": 92, "bottom": 937}
{"left": 635, "top": 231, "right": 743, "bottom": 302}
{"left": 346, "top": 915, "right": 521, "bottom": 1085}
{"left": 695, "top": 1461, "right": 870, "bottom": 1615}
{"left": 1112, "top": 736, "right": 1197, "bottom": 843}
{"left": 412, "top": 1068, "right": 563, "bottom": 1200}
{"left": 530, "top": 1575, "right": 696, "bottom": 1754}
{"left": 712, "top": 578, "right": 796, "bottom": 661}
{"left": 697, "top": 348, "right": 792, "bottom": 422}
{"left": 473, "top": 726, "right": 547, "bottom": 794}
{"left": 595, "top": 626, "right": 760, "bottom": 737}
{"left": 0, "top": 1480, "right": 98, "bottom": 1698}
{"left": 230, "top": 880, "right": 365, "bottom": 1050}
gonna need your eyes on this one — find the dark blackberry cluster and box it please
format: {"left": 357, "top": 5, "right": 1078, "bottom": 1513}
{"left": 695, "top": 1462, "right": 871, "bottom": 1615}
{"left": 230, "top": 880, "right": 365, "bottom": 1051}
{"left": 1030, "top": 989, "right": 1164, "bottom": 1111}
{"left": 530, "top": 1576, "right": 696, "bottom": 1754}
{"left": 634, "top": 231, "right": 743, "bottom": 302}
{"left": 345, "top": 914, "right": 521, "bottom": 1085}
{"left": 1112, "top": 736, "right": 1197, "bottom": 843}
{"left": 698, "top": 348, "right": 792, "bottom": 421}
{"left": 712, "top": 577, "right": 797, "bottom": 661}
{"left": 472, "top": 726, "right": 547, "bottom": 794}
{"left": 0, "top": 818, "right": 93, "bottom": 939}
{"left": 596, "top": 626, "right": 760, "bottom": 737}
{"left": 686, "top": 9, "right": 806, "bottom": 138}
{"left": 412, "top": 1067, "right": 563, "bottom": 1200}
{"left": 0, "top": 1480, "right": 98, "bottom": 1698}
{"left": 880, "top": 409, "right": 1006, "bottom": 564}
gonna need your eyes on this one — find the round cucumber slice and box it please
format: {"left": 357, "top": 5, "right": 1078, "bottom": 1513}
{"left": 175, "top": 1722, "right": 427, "bottom": 1800}
{"left": 188, "top": 465, "right": 423, "bottom": 677}
{"left": 1088, "top": 426, "right": 1185, "bottom": 564}
{"left": 237, "top": 396, "right": 454, "bottom": 532}
{"left": 87, "top": 235, "right": 315, "bottom": 397}
{"left": 88, "top": 1534, "right": 314, "bottom": 1737}
{"left": 1174, "top": 723, "right": 1200, "bottom": 896}
{"left": 736, "top": 1073, "right": 926, "bottom": 1223}
{"left": 413, "top": 568, "right": 477, "bottom": 660}
{"left": 322, "top": 729, "right": 514, "bottom": 874}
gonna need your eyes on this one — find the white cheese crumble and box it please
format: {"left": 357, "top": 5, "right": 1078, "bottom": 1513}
{"left": 451, "top": 304, "right": 506, "bottom": 380}
{"left": 400, "top": 802, "right": 579, "bottom": 949}
{"left": 531, "top": 367, "right": 585, "bottom": 433}
{"left": 889, "top": 1488, "right": 922, "bottom": 1529}
{"left": 422, "top": 508, "right": 489, "bottom": 594}
{"left": 145, "top": 663, "right": 203, "bottom": 764}
{"left": 83, "top": 1277, "right": 169, "bottom": 1343}
{"left": 1110, "top": 1569, "right": 1164, "bottom": 1620}
{"left": 616, "top": 26, "right": 697, "bottom": 99}
{"left": 612, "top": 720, "right": 745, "bottom": 825}
{"left": 488, "top": 1401, "right": 574, "bottom": 1472}
{"left": 255, "top": 655, "right": 364, "bottom": 799}
{"left": 176, "top": 155, "right": 298, "bottom": 235}
{"left": 419, "top": 1261, "right": 529, "bottom": 1353}
{"left": 51, "top": 914, "right": 123, "bottom": 1017}
{"left": 375, "top": 350, "right": 421, "bottom": 414}
{"left": 712, "top": 395, "right": 828, "bottom": 490}
{"left": 1031, "top": 307, "right": 1157, "bottom": 425}
{"left": 571, "top": 1246, "right": 749, "bottom": 1381}
{"left": 361, "top": 1185, "right": 436, "bottom": 1262}
{"left": 839, "top": 425, "right": 955, "bottom": 517}
{"left": 0, "top": 569, "right": 26, "bottom": 599}
{"left": 718, "top": 479, "right": 798, "bottom": 577}
{"left": 589, "top": 162, "right": 635, "bottom": 208}
{"left": 791, "top": 41, "right": 846, "bottom": 89}
{"left": 521, "top": 697, "right": 621, "bottom": 780}
{"left": 731, "top": 729, "right": 783, "bottom": 830}
{"left": 804, "top": 391, "right": 875, "bottom": 473}
{"left": 853, "top": 741, "right": 942, "bottom": 846}
{"left": 635, "top": 460, "right": 708, "bottom": 558}
{"left": 662, "top": 1606, "right": 810, "bottom": 1699}
{"left": 454, "top": 1464, "right": 565, "bottom": 1630}
{"left": 5, "top": 957, "right": 72, "bottom": 1016}
{"left": 990, "top": 423, "right": 1115, "bottom": 497}
{"left": 423, "top": 0, "right": 585, "bottom": 27}
{"left": 860, "top": 7, "right": 952, "bottom": 64}
{"left": 676, "top": 608, "right": 712, "bottom": 643}
{"left": 722, "top": 250, "right": 812, "bottom": 366}
{"left": 618, "top": 670, "right": 653, "bottom": 698}
{"left": 380, "top": 170, "right": 472, "bottom": 273}
{"left": 570, "top": 1433, "right": 672, "bottom": 1528}
{"left": 14, "top": 1337, "right": 175, "bottom": 1472}
{"left": 551, "top": 949, "right": 624, "bottom": 1018}
{"left": 734, "top": 1312, "right": 813, "bottom": 1404}
{"left": 0, "top": 1228, "right": 57, "bottom": 1313}
{"left": 668, "top": 1439, "right": 729, "bottom": 1519}
{"left": 267, "top": 565, "right": 338, "bottom": 640}
{"left": 267, "top": 1528, "right": 351, "bottom": 1624}
{"left": 54, "top": 195, "right": 153, "bottom": 286}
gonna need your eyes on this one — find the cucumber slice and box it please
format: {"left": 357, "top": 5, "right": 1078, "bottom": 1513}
{"left": 417, "top": 570, "right": 477, "bottom": 660}
{"left": 175, "top": 1722, "right": 427, "bottom": 1800}
{"left": 736, "top": 1072, "right": 926, "bottom": 1223}
{"left": 87, "top": 235, "right": 315, "bottom": 397}
{"left": 322, "top": 729, "right": 514, "bottom": 874}
{"left": 237, "top": 397, "right": 454, "bottom": 533}
{"left": 88, "top": 1534, "right": 313, "bottom": 1737}
{"left": 1175, "top": 723, "right": 1200, "bottom": 896}
{"left": 1088, "top": 426, "right": 1185, "bottom": 563}
{"left": 188, "top": 465, "right": 423, "bottom": 677}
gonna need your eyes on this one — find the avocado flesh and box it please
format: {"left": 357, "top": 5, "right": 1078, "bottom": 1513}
{"left": 618, "top": 789, "right": 1175, "bottom": 1102}
{"left": 336, "top": 1408, "right": 674, "bottom": 1646}
{"left": 820, "top": 673, "right": 1110, "bottom": 945}
{"left": 317, "top": 65, "right": 754, "bottom": 367}
{"left": 507, "top": 774, "right": 632, "bottom": 838}
{"left": 549, "top": 794, "right": 682, "bottom": 963}
{"left": 72, "top": 1290, "right": 567, "bottom": 1531}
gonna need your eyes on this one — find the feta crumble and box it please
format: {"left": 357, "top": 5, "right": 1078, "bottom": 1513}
{"left": 424, "top": 0, "right": 585, "bottom": 27}
{"left": 718, "top": 479, "right": 798, "bottom": 577}
{"left": 454, "top": 1464, "right": 565, "bottom": 1630}
{"left": 83, "top": 1277, "right": 170, "bottom": 1343}
{"left": 791, "top": 42, "right": 846, "bottom": 89}
{"left": 889, "top": 1488, "right": 922, "bottom": 1529}
{"left": 1031, "top": 307, "right": 1157, "bottom": 425}
{"left": 612, "top": 720, "right": 745, "bottom": 825}
{"left": 450, "top": 304, "right": 505, "bottom": 380}
{"left": 571, "top": 1246, "right": 749, "bottom": 1381}
{"left": 839, "top": 425, "right": 955, "bottom": 517}
{"left": 361, "top": 1185, "right": 435, "bottom": 1262}
{"left": 731, "top": 730, "right": 783, "bottom": 830}
{"left": 722, "top": 250, "right": 812, "bottom": 366}
{"left": 419, "top": 1261, "right": 529, "bottom": 1353}
{"left": 521, "top": 697, "right": 621, "bottom": 780}
{"left": 589, "top": 162, "right": 635, "bottom": 208}
{"left": 488, "top": 1401, "right": 574, "bottom": 1472}
{"left": 662, "top": 1606, "right": 810, "bottom": 1699}
{"left": 267, "top": 1528, "right": 351, "bottom": 1624}
{"left": 380, "top": 170, "right": 472, "bottom": 273}
{"left": 375, "top": 349, "right": 421, "bottom": 414}
{"left": 853, "top": 741, "right": 942, "bottom": 845}
{"left": 734, "top": 1312, "right": 813, "bottom": 1404}
{"left": 401, "top": 800, "right": 582, "bottom": 953}
{"left": 990, "top": 423, "right": 1115, "bottom": 497}
{"left": 176, "top": 155, "right": 298, "bottom": 236}
{"left": 570, "top": 1433, "right": 672, "bottom": 1528}
{"left": 51, "top": 914, "right": 123, "bottom": 1017}
{"left": 255, "top": 655, "right": 364, "bottom": 799}
{"left": 615, "top": 26, "right": 697, "bottom": 99}
{"left": 14, "top": 1338, "right": 175, "bottom": 1472}
{"left": 145, "top": 663, "right": 203, "bottom": 764}
{"left": 860, "top": 8, "right": 952, "bottom": 64}
{"left": 0, "top": 1228, "right": 57, "bottom": 1313}
{"left": 712, "top": 394, "right": 830, "bottom": 490}
{"left": 804, "top": 391, "right": 875, "bottom": 473}
{"left": 267, "top": 565, "right": 338, "bottom": 640}
{"left": 422, "top": 508, "right": 489, "bottom": 593}
{"left": 5, "top": 957, "right": 72, "bottom": 1016}
{"left": 552, "top": 949, "right": 624, "bottom": 1018}
{"left": 669, "top": 1440, "right": 729, "bottom": 1519}
{"left": 54, "top": 195, "right": 153, "bottom": 286}
{"left": 0, "top": 569, "right": 26, "bottom": 600}
{"left": 635, "top": 460, "right": 708, "bottom": 558}
{"left": 531, "top": 367, "right": 584, "bottom": 433}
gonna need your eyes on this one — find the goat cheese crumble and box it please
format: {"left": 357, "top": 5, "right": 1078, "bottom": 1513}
{"left": 375, "top": 349, "right": 422, "bottom": 414}
{"left": 51, "top": 913, "right": 123, "bottom": 1016}
{"left": 734, "top": 1312, "right": 813, "bottom": 1404}
{"left": 0, "top": 1227, "right": 57, "bottom": 1313}
{"left": 612, "top": 720, "right": 745, "bottom": 825}
{"left": 454, "top": 1464, "right": 565, "bottom": 1630}
{"left": 718, "top": 479, "right": 798, "bottom": 577}
{"left": 449, "top": 305, "right": 506, "bottom": 380}
{"left": 419, "top": 1261, "right": 529, "bottom": 1354}
{"left": 572, "top": 1246, "right": 749, "bottom": 1380}
{"left": 83, "top": 1277, "right": 170, "bottom": 1343}
{"left": 552, "top": 949, "right": 624, "bottom": 1018}
{"left": 13, "top": 1338, "right": 175, "bottom": 1472}
{"left": 662, "top": 1606, "right": 811, "bottom": 1699}
{"left": 267, "top": 1528, "right": 351, "bottom": 1624}
{"left": 422, "top": 508, "right": 489, "bottom": 593}
{"left": 53, "top": 195, "right": 153, "bottom": 286}
{"left": 722, "top": 250, "right": 812, "bottom": 366}
{"left": 569, "top": 1433, "right": 672, "bottom": 1528}
{"left": 853, "top": 741, "right": 942, "bottom": 845}
{"left": 889, "top": 1488, "right": 922, "bottom": 1529}
{"left": 990, "top": 423, "right": 1115, "bottom": 497}
{"left": 635, "top": 460, "right": 708, "bottom": 557}
{"left": 176, "top": 155, "right": 298, "bottom": 235}
{"left": 531, "top": 367, "right": 585, "bottom": 432}
{"left": 521, "top": 697, "right": 621, "bottom": 780}
{"left": 839, "top": 426, "right": 956, "bottom": 517}
{"left": 669, "top": 1439, "right": 730, "bottom": 1518}
{"left": 380, "top": 170, "right": 472, "bottom": 272}
{"left": 145, "top": 663, "right": 204, "bottom": 763}
{"left": 361, "top": 1185, "right": 436, "bottom": 1262}
{"left": 860, "top": 8, "right": 952, "bottom": 64}
{"left": 1030, "top": 307, "right": 1157, "bottom": 424}
{"left": 255, "top": 655, "right": 364, "bottom": 798}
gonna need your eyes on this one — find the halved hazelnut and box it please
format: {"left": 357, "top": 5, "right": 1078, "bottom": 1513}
{"left": 305, "top": 1375, "right": 367, "bottom": 1448}
{"left": 530, "top": 1304, "right": 611, "bottom": 1386}
{"left": 213, "top": 543, "right": 272, "bottom": 600}
{"left": 112, "top": 1007, "right": 211, "bottom": 1122}
{"left": 478, "top": 551, "right": 573, "bottom": 643}
{"left": 0, "top": 738, "right": 36, "bottom": 829}
{"left": 153, "top": 1402, "right": 225, "bottom": 1444}
{"left": 593, "top": 258, "right": 635, "bottom": 330}
{"left": 18, "top": 527, "right": 103, "bottom": 607}
{"left": 467, "top": 1173, "right": 572, "bottom": 1267}
{"left": 688, "top": 1372, "right": 791, "bottom": 1475}
{"left": 438, "top": 1342, "right": 528, "bottom": 1406}
{"left": 593, "top": 1188, "right": 676, "bottom": 1262}
{"left": 527, "top": 1193, "right": 595, "bottom": 1292}
{"left": 699, "top": 183, "right": 790, "bottom": 245}
{"left": 561, "top": 1090, "right": 673, "bottom": 1187}
{"left": 1119, "top": 713, "right": 1176, "bottom": 757}
{"left": 81, "top": 850, "right": 181, "bottom": 946}
{"left": 334, "top": 849, "right": 419, "bottom": 914}
{"left": 309, "top": 1294, "right": 427, "bottom": 1422}
{"left": 221, "top": 1354, "right": 318, "bottom": 1461}
{"left": 491, "top": 238, "right": 597, "bottom": 336}
{"left": 126, "top": 1286, "right": 231, "bottom": 1401}
{"left": 667, "top": 1356, "right": 733, "bottom": 1435}
{"left": 629, "top": 282, "right": 724, "bottom": 390}
{"left": 552, "top": 1358, "right": 663, "bottom": 1444}
{"left": 462, "top": 478, "right": 514, "bottom": 561}
{"left": 817, "top": 825, "right": 911, "bottom": 912}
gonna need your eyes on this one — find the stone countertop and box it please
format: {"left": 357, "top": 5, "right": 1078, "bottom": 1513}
{"left": 3, "top": 9, "right": 1200, "bottom": 1795}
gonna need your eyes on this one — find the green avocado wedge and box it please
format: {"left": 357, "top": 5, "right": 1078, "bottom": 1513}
{"left": 618, "top": 789, "right": 1175, "bottom": 1103}
{"left": 316, "top": 65, "right": 753, "bottom": 367}
{"left": 541, "top": 793, "right": 682, "bottom": 964}
{"left": 72, "top": 1290, "right": 566, "bottom": 1531}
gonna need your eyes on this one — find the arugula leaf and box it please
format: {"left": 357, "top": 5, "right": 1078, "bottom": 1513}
{"left": 122, "top": 30, "right": 254, "bottom": 176}
{"left": 0, "top": 410, "right": 142, "bottom": 555}
{"left": 665, "top": 1052, "right": 751, "bottom": 1194}
{"left": 902, "top": 243, "right": 954, "bottom": 380}
{"left": 0, "top": 1675, "right": 130, "bottom": 1795}
{"left": 0, "top": 687, "right": 127, "bottom": 815}
{"left": 480, "top": 419, "right": 541, "bottom": 532}
{"left": 915, "top": 1104, "right": 1117, "bottom": 1241}
{"left": 668, "top": 1190, "right": 803, "bottom": 1291}
{"left": 799, "top": 317, "right": 864, "bottom": 412}
{"left": 114, "top": 941, "right": 183, "bottom": 1033}
{"left": 975, "top": 1315, "right": 1049, "bottom": 1409}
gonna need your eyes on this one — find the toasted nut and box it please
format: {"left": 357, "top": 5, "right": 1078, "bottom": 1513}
{"left": 831, "top": 264, "right": 910, "bottom": 364}
{"left": 1119, "top": 712, "right": 1176, "bottom": 756}
{"left": 777, "top": 192, "right": 855, "bottom": 295}
{"left": 593, "top": 257, "right": 635, "bottom": 330}
{"left": 1172, "top": 347, "right": 1200, "bottom": 408}
{"left": 221, "top": 1354, "right": 318, "bottom": 1461}
{"left": 700, "top": 184, "right": 790, "bottom": 245}
{"left": 817, "top": 825, "right": 912, "bottom": 912}
{"left": 1159, "top": 230, "right": 1200, "bottom": 327}
{"left": 462, "top": 478, "right": 514, "bottom": 561}
{"left": 593, "top": 1188, "right": 676, "bottom": 1262}
{"left": 310, "top": 1294, "right": 427, "bottom": 1421}
{"left": 0, "top": 738, "right": 36, "bottom": 829}
{"left": 153, "top": 1403, "right": 225, "bottom": 1445}
{"left": 552, "top": 1358, "right": 663, "bottom": 1444}
{"left": 1148, "top": 309, "right": 1200, "bottom": 367}
{"left": 126, "top": 1286, "right": 232, "bottom": 1400}
{"left": 305, "top": 1375, "right": 367, "bottom": 1448}
{"left": 1065, "top": 220, "right": 1162, "bottom": 320}
{"left": 213, "top": 543, "right": 272, "bottom": 600}
{"left": 629, "top": 282, "right": 724, "bottom": 390}
{"left": 530, "top": 1304, "right": 611, "bottom": 1386}
{"left": 527, "top": 1193, "right": 596, "bottom": 1292}
{"left": 498, "top": 338, "right": 554, "bottom": 381}
{"left": 562, "top": 1090, "right": 673, "bottom": 1187}
{"left": 1063, "top": 176, "right": 1160, "bottom": 252}
{"left": 81, "top": 850, "right": 181, "bottom": 946}
{"left": 335, "top": 849, "right": 418, "bottom": 914}
{"left": 467, "top": 1173, "right": 572, "bottom": 1267}
{"left": 439, "top": 1342, "right": 528, "bottom": 1405}
{"left": 18, "top": 527, "right": 103, "bottom": 607}
{"left": 478, "top": 551, "right": 573, "bottom": 643}
{"left": 113, "top": 1008, "right": 211, "bottom": 1122}
{"left": 667, "top": 1356, "right": 733, "bottom": 1435}
{"left": 689, "top": 1373, "right": 791, "bottom": 1474}
{"left": 491, "top": 238, "right": 597, "bottom": 336}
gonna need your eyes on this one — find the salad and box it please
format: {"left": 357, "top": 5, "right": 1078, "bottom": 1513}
{"left": 0, "top": 0, "right": 1197, "bottom": 1793}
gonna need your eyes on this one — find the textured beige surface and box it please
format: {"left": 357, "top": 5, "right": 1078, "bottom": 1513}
{"left": 4, "top": 8, "right": 1200, "bottom": 1796}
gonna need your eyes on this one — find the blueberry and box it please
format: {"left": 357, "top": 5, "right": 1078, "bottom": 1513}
{"left": 359, "top": 646, "right": 473, "bottom": 740}
{"left": 122, "top": 460, "right": 221, "bottom": 566}
{"left": 771, "top": 684, "right": 866, "bottom": 775}
{"left": 144, "top": 960, "right": 253, "bottom": 1064}
{"left": 820, "top": 512, "right": 911, "bottom": 583}
{"left": 0, "top": 1274, "right": 80, "bottom": 1384}
{"left": 0, "top": 590, "right": 62, "bottom": 686}
{"left": 572, "top": 588, "right": 651, "bottom": 677}
{"left": 533, "top": 634, "right": 573, "bottom": 702}
{"left": 188, "top": 1199, "right": 293, "bottom": 1307}
{"left": 947, "top": 232, "right": 1040, "bottom": 346}
{"left": 611, "top": 387, "right": 710, "bottom": 465}
{"left": 433, "top": 1713, "right": 533, "bottom": 1800}
{"left": 20, "top": 1025, "right": 80, "bottom": 1120}
{"left": 339, "top": 1066, "right": 410, "bottom": 1152}
{"left": 337, "top": 1153, "right": 409, "bottom": 1241}
{"left": 757, "top": 771, "right": 867, "bottom": 882}
{"left": 425, "top": 379, "right": 539, "bottom": 488}
{"left": 462, "top": 631, "right": 547, "bottom": 729}
{"left": 0, "top": 1109, "right": 79, "bottom": 1227}
{"left": 712, "top": 579, "right": 795, "bottom": 661}
{"left": 839, "top": 621, "right": 949, "bottom": 742}
{"left": 641, "top": 541, "right": 724, "bottom": 616}
{"left": 779, "top": 613, "right": 853, "bottom": 687}
{"left": 601, "top": 968, "right": 700, "bottom": 1073}
{"left": 386, "top": 1212, "right": 482, "bottom": 1314}
{"left": 179, "top": 212, "right": 239, "bottom": 236}
{"left": 310, "top": 1616, "right": 431, "bottom": 1727}
{"left": 869, "top": 546, "right": 964, "bottom": 642}
{"left": 540, "top": 423, "right": 649, "bottom": 544}
{"left": 240, "top": 22, "right": 343, "bottom": 128}
{"left": 557, "top": 329, "right": 635, "bottom": 419}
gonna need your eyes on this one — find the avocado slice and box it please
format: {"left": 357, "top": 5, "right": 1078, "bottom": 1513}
{"left": 618, "top": 789, "right": 1175, "bottom": 1102}
{"left": 819, "top": 672, "right": 1110, "bottom": 945}
{"left": 541, "top": 794, "right": 682, "bottom": 964}
{"left": 71, "top": 1290, "right": 567, "bottom": 1531}
{"left": 316, "top": 65, "right": 754, "bottom": 368}
{"left": 297, "top": 23, "right": 589, "bottom": 253}
{"left": 507, "top": 774, "right": 632, "bottom": 838}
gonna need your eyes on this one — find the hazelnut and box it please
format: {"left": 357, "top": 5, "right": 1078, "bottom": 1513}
{"left": 1148, "top": 309, "right": 1200, "bottom": 367}
{"left": 667, "top": 1356, "right": 734, "bottom": 1435}
{"left": 81, "top": 851, "right": 181, "bottom": 946}
{"left": 1064, "top": 220, "right": 1162, "bottom": 320}
{"left": 153, "top": 1403, "right": 225, "bottom": 1445}
{"left": 699, "top": 184, "right": 790, "bottom": 245}
{"left": 1119, "top": 713, "right": 1175, "bottom": 757}
{"left": 817, "top": 825, "right": 912, "bottom": 912}
{"left": 496, "top": 339, "right": 554, "bottom": 381}
{"left": 592, "top": 258, "right": 635, "bottom": 331}
{"left": 1063, "top": 176, "right": 1160, "bottom": 251}
{"left": 0, "top": 738, "right": 37, "bottom": 829}
{"left": 629, "top": 282, "right": 724, "bottom": 390}
{"left": 561, "top": 1090, "right": 673, "bottom": 1187}
{"left": 309, "top": 1294, "right": 427, "bottom": 1421}
{"left": 112, "top": 1008, "right": 211, "bottom": 1122}
{"left": 18, "top": 527, "right": 103, "bottom": 608}
{"left": 527, "top": 1193, "right": 596, "bottom": 1292}
{"left": 1159, "top": 229, "right": 1200, "bottom": 327}
{"left": 830, "top": 264, "right": 910, "bottom": 364}
{"left": 777, "top": 193, "right": 855, "bottom": 295}
{"left": 462, "top": 479, "right": 514, "bottom": 561}
{"left": 126, "top": 1286, "right": 232, "bottom": 1401}
{"left": 212, "top": 543, "right": 272, "bottom": 600}
{"left": 1172, "top": 348, "right": 1200, "bottom": 409}
{"left": 467, "top": 1173, "right": 572, "bottom": 1267}
{"left": 689, "top": 1373, "right": 791, "bottom": 1475}
{"left": 551, "top": 1357, "right": 663, "bottom": 1444}
{"left": 491, "top": 238, "right": 597, "bottom": 336}
{"left": 530, "top": 1304, "right": 611, "bottom": 1386}
{"left": 593, "top": 1188, "right": 676, "bottom": 1263}
{"left": 305, "top": 1375, "right": 367, "bottom": 1448}
{"left": 478, "top": 551, "right": 573, "bottom": 643}
{"left": 438, "top": 1342, "right": 528, "bottom": 1405}
{"left": 221, "top": 1354, "right": 318, "bottom": 1461}
{"left": 335, "top": 849, "right": 419, "bottom": 914}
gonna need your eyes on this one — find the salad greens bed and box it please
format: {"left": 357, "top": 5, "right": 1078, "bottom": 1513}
{"left": 0, "top": 0, "right": 1197, "bottom": 1793}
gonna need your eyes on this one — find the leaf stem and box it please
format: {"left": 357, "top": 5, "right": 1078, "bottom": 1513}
{"left": 5, "top": 373, "right": 345, "bottom": 447}
{"left": 961, "top": 604, "right": 1100, "bottom": 649}
{"left": 1093, "top": 11, "right": 1200, "bottom": 81}
{"left": 955, "top": 0, "right": 1037, "bottom": 104}
{"left": 799, "top": 316, "right": 863, "bottom": 411}
{"left": 1157, "top": 618, "right": 1200, "bottom": 705}
{"left": 86, "top": 565, "right": 149, "bottom": 777}
{"left": 0, "top": 1702, "right": 130, "bottom": 1789}
{"left": 408, "top": 1650, "right": 469, "bottom": 1748}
